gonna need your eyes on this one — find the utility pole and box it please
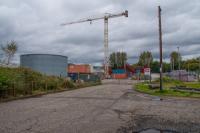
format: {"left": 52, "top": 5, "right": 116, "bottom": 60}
{"left": 158, "top": 6, "right": 163, "bottom": 91}
{"left": 198, "top": 57, "right": 200, "bottom": 82}
{"left": 104, "top": 17, "right": 109, "bottom": 78}
{"left": 187, "top": 63, "right": 189, "bottom": 82}
{"left": 177, "top": 46, "right": 180, "bottom": 70}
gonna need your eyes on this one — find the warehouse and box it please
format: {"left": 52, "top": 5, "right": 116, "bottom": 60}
{"left": 20, "top": 54, "right": 68, "bottom": 77}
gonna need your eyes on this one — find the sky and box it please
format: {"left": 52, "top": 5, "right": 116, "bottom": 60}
{"left": 0, "top": 0, "right": 200, "bottom": 65}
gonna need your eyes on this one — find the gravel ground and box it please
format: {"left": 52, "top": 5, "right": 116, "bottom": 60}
{"left": 0, "top": 79, "right": 200, "bottom": 133}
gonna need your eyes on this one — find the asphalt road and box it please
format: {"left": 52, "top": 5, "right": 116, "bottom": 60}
{"left": 0, "top": 79, "right": 200, "bottom": 133}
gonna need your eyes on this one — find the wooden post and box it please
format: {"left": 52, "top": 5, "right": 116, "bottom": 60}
{"left": 150, "top": 70, "right": 152, "bottom": 83}
{"left": 198, "top": 57, "right": 200, "bottom": 82}
{"left": 13, "top": 82, "right": 15, "bottom": 97}
{"left": 56, "top": 82, "right": 58, "bottom": 92}
{"left": 158, "top": 6, "right": 163, "bottom": 91}
{"left": 45, "top": 82, "right": 48, "bottom": 92}
{"left": 31, "top": 81, "right": 34, "bottom": 94}
{"left": 23, "top": 83, "right": 26, "bottom": 95}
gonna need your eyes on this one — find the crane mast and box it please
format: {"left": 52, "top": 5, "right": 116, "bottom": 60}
{"left": 61, "top": 10, "right": 128, "bottom": 78}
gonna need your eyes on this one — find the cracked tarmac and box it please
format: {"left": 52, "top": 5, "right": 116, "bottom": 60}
{"left": 0, "top": 79, "right": 200, "bottom": 133}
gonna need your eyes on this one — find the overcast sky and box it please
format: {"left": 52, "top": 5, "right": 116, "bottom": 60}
{"left": 0, "top": 0, "right": 200, "bottom": 65}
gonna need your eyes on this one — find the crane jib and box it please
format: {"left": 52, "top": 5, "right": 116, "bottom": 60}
{"left": 61, "top": 10, "right": 128, "bottom": 78}
{"left": 61, "top": 10, "right": 128, "bottom": 25}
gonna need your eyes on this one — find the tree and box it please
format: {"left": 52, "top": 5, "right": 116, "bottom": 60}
{"left": 109, "top": 52, "right": 127, "bottom": 69}
{"left": 109, "top": 52, "right": 117, "bottom": 68}
{"left": 0, "top": 52, "right": 3, "bottom": 64}
{"left": 150, "top": 61, "right": 159, "bottom": 73}
{"left": 150, "top": 61, "right": 171, "bottom": 73}
{"left": 1, "top": 40, "right": 18, "bottom": 65}
{"left": 182, "top": 57, "right": 200, "bottom": 71}
{"left": 138, "top": 51, "right": 153, "bottom": 67}
{"left": 163, "top": 62, "right": 171, "bottom": 72}
{"left": 170, "top": 51, "right": 181, "bottom": 70}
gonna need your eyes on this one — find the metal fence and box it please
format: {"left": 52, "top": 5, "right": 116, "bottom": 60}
{"left": 0, "top": 81, "right": 63, "bottom": 101}
{"left": 167, "top": 70, "right": 198, "bottom": 82}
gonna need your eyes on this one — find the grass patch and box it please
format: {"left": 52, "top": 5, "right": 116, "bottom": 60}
{"left": 184, "top": 82, "right": 200, "bottom": 89}
{"left": 135, "top": 77, "right": 200, "bottom": 98}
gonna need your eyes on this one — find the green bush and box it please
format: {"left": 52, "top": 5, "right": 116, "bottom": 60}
{"left": 0, "top": 67, "right": 101, "bottom": 100}
{"left": 62, "top": 80, "right": 77, "bottom": 89}
{"left": 0, "top": 67, "right": 69, "bottom": 97}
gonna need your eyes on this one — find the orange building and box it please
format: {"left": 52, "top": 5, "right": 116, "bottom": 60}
{"left": 68, "top": 64, "right": 92, "bottom": 74}
{"left": 112, "top": 73, "right": 127, "bottom": 79}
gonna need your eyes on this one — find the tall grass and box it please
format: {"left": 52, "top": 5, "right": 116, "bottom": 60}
{"left": 0, "top": 67, "right": 71, "bottom": 98}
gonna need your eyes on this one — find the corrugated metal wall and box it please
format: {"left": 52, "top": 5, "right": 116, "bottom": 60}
{"left": 68, "top": 64, "right": 92, "bottom": 73}
{"left": 20, "top": 54, "right": 68, "bottom": 77}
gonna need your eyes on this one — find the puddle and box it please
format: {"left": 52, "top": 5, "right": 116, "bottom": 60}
{"left": 139, "top": 129, "right": 177, "bottom": 133}
{"left": 151, "top": 97, "right": 162, "bottom": 101}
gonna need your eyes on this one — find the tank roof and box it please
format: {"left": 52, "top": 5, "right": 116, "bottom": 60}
{"left": 20, "top": 54, "right": 68, "bottom": 58}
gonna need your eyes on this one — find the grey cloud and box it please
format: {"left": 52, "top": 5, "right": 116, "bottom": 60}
{"left": 0, "top": 0, "right": 200, "bottom": 65}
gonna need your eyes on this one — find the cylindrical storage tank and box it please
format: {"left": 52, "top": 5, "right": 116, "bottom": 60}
{"left": 20, "top": 54, "right": 68, "bottom": 77}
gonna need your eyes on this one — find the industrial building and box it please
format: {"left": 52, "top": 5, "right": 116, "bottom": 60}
{"left": 68, "top": 64, "right": 100, "bottom": 82}
{"left": 20, "top": 54, "right": 68, "bottom": 77}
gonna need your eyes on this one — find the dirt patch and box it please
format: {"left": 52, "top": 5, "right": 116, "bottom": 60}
{"left": 117, "top": 115, "right": 200, "bottom": 133}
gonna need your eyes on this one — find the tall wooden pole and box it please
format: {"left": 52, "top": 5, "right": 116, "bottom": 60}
{"left": 177, "top": 46, "right": 181, "bottom": 70}
{"left": 104, "top": 17, "right": 109, "bottom": 78}
{"left": 198, "top": 57, "right": 200, "bottom": 82}
{"left": 158, "top": 6, "right": 163, "bottom": 91}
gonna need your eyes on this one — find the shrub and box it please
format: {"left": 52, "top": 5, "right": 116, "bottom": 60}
{"left": 0, "top": 67, "right": 68, "bottom": 97}
{"left": 0, "top": 66, "right": 101, "bottom": 99}
{"left": 62, "top": 80, "right": 76, "bottom": 89}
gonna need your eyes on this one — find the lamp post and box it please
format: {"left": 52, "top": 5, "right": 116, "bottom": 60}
{"left": 177, "top": 46, "right": 180, "bottom": 70}
{"left": 177, "top": 46, "right": 181, "bottom": 80}
{"left": 187, "top": 63, "right": 189, "bottom": 82}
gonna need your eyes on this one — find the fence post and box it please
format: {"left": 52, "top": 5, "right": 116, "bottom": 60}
{"left": 24, "top": 83, "right": 26, "bottom": 95}
{"left": 45, "top": 82, "right": 48, "bottom": 92}
{"left": 13, "top": 81, "right": 15, "bottom": 97}
{"left": 31, "top": 81, "right": 34, "bottom": 94}
{"left": 55, "top": 82, "right": 57, "bottom": 92}
{"left": 5, "top": 83, "right": 8, "bottom": 98}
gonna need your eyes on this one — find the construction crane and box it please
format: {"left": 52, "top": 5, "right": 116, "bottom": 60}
{"left": 61, "top": 10, "right": 128, "bottom": 78}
